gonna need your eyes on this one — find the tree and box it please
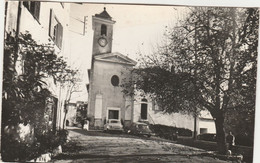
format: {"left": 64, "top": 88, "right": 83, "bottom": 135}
{"left": 60, "top": 68, "right": 80, "bottom": 129}
{"left": 123, "top": 7, "right": 258, "bottom": 153}
{"left": 3, "top": 32, "right": 66, "bottom": 127}
{"left": 2, "top": 32, "right": 79, "bottom": 161}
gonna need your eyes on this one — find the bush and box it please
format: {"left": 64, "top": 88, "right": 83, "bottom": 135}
{"left": 235, "top": 134, "right": 254, "bottom": 146}
{"left": 150, "top": 124, "right": 192, "bottom": 140}
{"left": 2, "top": 129, "right": 68, "bottom": 162}
{"left": 2, "top": 32, "right": 73, "bottom": 162}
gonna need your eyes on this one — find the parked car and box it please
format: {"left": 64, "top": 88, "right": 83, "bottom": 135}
{"left": 104, "top": 119, "right": 124, "bottom": 133}
{"left": 128, "top": 122, "right": 155, "bottom": 137}
{"left": 197, "top": 133, "right": 217, "bottom": 142}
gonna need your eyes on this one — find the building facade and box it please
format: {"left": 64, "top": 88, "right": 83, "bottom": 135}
{"left": 4, "top": 1, "right": 71, "bottom": 130}
{"left": 133, "top": 95, "right": 216, "bottom": 135}
{"left": 87, "top": 8, "right": 136, "bottom": 129}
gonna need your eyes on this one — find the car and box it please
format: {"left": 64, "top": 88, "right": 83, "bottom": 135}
{"left": 197, "top": 133, "right": 217, "bottom": 142}
{"left": 128, "top": 122, "right": 155, "bottom": 137}
{"left": 104, "top": 119, "right": 124, "bottom": 133}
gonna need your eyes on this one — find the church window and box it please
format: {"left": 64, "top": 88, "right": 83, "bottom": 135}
{"left": 101, "top": 24, "right": 107, "bottom": 36}
{"left": 141, "top": 98, "right": 148, "bottom": 102}
{"left": 111, "top": 75, "right": 119, "bottom": 86}
{"left": 141, "top": 98, "right": 148, "bottom": 120}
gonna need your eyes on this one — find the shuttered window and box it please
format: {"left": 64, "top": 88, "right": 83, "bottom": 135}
{"left": 23, "top": 1, "right": 40, "bottom": 21}
{"left": 49, "top": 9, "right": 63, "bottom": 49}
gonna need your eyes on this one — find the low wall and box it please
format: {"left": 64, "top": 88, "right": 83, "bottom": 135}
{"left": 177, "top": 137, "right": 253, "bottom": 163}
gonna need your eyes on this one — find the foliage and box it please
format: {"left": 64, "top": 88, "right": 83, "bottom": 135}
{"left": 4, "top": 32, "right": 59, "bottom": 126}
{"left": 123, "top": 7, "right": 258, "bottom": 153}
{"left": 2, "top": 128, "right": 68, "bottom": 162}
{"left": 2, "top": 32, "right": 76, "bottom": 161}
{"left": 150, "top": 124, "right": 192, "bottom": 139}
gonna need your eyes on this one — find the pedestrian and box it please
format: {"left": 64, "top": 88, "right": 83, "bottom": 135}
{"left": 81, "top": 118, "right": 85, "bottom": 129}
{"left": 226, "top": 131, "right": 235, "bottom": 151}
{"left": 84, "top": 120, "right": 89, "bottom": 130}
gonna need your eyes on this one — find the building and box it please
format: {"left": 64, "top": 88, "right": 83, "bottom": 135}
{"left": 4, "top": 1, "right": 71, "bottom": 130}
{"left": 65, "top": 101, "right": 87, "bottom": 127}
{"left": 87, "top": 8, "right": 136, "bottom": 129}
{"left": 87, "top": 8, "right": 215, "bottom": 134}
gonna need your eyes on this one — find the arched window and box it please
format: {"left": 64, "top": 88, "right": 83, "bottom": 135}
{"left": 141, "top": 98, "right": 148, "bottom": 102}
{"left": 101, "top": 24, "right": 107, "bottom": 36}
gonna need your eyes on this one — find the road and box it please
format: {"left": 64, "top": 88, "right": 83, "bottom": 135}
{"left": 52, "top": 127, "right": 231, "bottom": 163}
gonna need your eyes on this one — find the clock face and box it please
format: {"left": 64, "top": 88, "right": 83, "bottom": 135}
{"left": 98, "top": 37, "right": 108, "bottom": 47}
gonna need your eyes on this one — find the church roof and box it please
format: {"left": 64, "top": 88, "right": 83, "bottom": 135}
{"left": 95, "top": 7, "right": 112, "bottom": 20}
{"left": 94, "top": 52, "right": 137, "bottom": 66}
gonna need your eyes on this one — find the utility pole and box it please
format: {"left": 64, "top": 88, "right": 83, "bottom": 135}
{"left": 193, "top": 21, "right": 198, "bottom": 140}
{"left": 83, "top": 16, "right": 88, "bottom": 35}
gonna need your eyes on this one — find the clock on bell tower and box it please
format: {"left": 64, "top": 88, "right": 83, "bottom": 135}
{"left": 92, "top": 7, "right": 116, "bottom": 55}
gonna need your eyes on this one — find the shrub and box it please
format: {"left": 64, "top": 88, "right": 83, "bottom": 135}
{"left": 150, "top": 124, "right": 192, "bottom": 140}
{"left": 2, "top": 32, "right": 72, "bottom": 162}
{"left": 2, "top": 129, "right": 68, "bottom": 162}
{"left": 235, "top": 134, "right": 254, "bottom": 146}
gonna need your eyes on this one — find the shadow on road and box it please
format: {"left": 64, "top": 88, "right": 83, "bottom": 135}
{"left": 69, "top": 128, "right": 154, "bottom": 140}
{"left": 53, "top": 152, "right": 211, "bottom": 161}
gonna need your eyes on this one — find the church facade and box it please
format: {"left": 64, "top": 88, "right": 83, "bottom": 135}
{"left": 87, "top": 8, "right": 216, "bottom": 135}
{"left": 87, "top": 8, "right": 136, "bottom": 129}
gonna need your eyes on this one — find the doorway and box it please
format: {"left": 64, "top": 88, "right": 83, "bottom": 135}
{"left": 107, "top": 107, "right": 120, "bottom": 120}
{"left": 108, "top": 110, "right": 119, "bottom": 119}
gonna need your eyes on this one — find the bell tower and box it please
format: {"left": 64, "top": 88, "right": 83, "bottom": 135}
{"left": 92, "top": 7, "right": 116, "bottom": 55}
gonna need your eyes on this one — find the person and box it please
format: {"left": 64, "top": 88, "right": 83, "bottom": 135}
{"left": 81, "top": 118, "right": 85, "bottom": 129}
{"left": 226, "top": 131, "right": 235, "bottom": 151}
{"left": 84, "top": 119, "right": 89, "bottom": 130}
{"left": 66, "top": 120, "right": 69, "bottom": 126}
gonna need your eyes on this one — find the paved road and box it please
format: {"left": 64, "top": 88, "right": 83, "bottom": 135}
{"left": 52, "top": 127, "right": 230, "bottom": 163}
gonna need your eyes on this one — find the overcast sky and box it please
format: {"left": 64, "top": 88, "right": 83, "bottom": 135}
{"left": 68, "top": 3, "right": 187, "bottom": 101}
{"left": 69, "top": 3, "right": 189, "bottom": 81}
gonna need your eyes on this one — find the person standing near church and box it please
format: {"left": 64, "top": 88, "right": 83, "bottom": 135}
{"left": 226, "top": 131, "right": 235, "bottom": 151}
{"left": 81, "top": 118, "right": 85, "bottom": 129}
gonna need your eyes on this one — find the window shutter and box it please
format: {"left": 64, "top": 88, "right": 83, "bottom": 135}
{"left": 49, "top": 9, "right": 63, "bottom": 49}
{"left": 34, "top": 2, "right": 40, "bottom": 20}
{"left": 57, "top": 23, "right": 63, "bottom": 48}
{"left": 23, "top": 1, "right": 29, "bottom": 8}
{"left": 49, "top": 9, "right": 55, "bottom": 39}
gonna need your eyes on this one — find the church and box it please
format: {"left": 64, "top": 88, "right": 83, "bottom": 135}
{"left": 87, "top": 8, "right": 137, "bottom": 129}
{"left": 87, "top": 8, "right": 216, "bottom": 135}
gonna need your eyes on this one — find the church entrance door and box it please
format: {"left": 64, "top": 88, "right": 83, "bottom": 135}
{"left": 108, "top": 110, "right": 119, "bottom": 119}
{"left": 107, "top": 107, "right": 120, "bottom": 120}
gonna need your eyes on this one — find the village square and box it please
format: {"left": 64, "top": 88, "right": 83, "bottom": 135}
{"left": 1, "top": 1, "right": 259, "bottom": 162}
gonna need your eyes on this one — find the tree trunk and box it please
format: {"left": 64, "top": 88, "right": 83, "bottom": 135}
{"left": 62, "top": 103, "right": 68, "bottom": 130}
{"left": 62, "top": 111, "right": 67, "bottom": 130}
{"left": 214, "top": 112, "right": 227, "bottom": 154}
